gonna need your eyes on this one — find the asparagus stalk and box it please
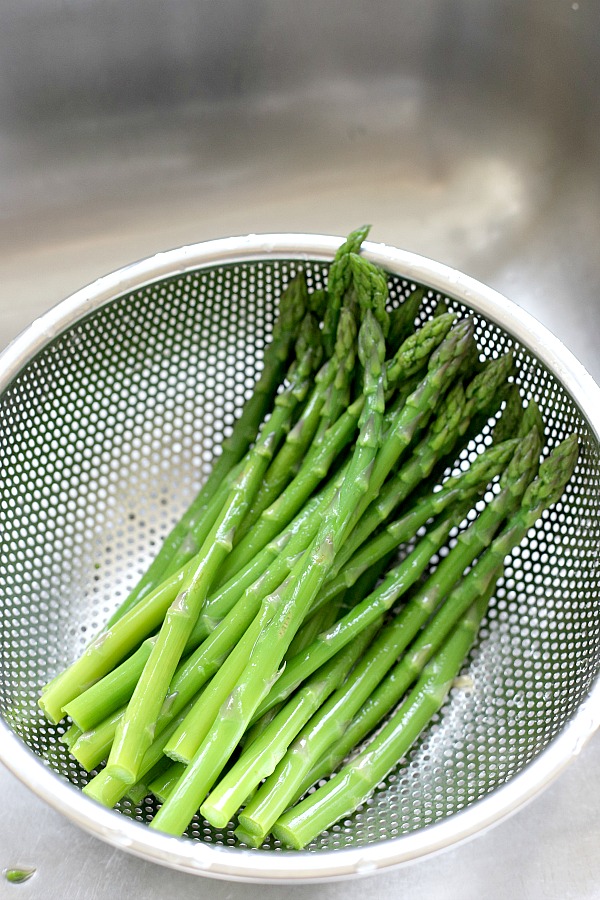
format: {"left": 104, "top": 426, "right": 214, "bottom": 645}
{"left": 386, "top": 289, "right": 424, "bottom": 354}
{"left": 189, "top": 471, "right": 345, "bottom": 641}
{"left": 236, "top": 593, "right": 440, "bottom": 839}
{"left": 150, "top": 460, "right": 245, "bottom": 585}
{"left": 179, "top": 316, "right": 469, "bottom": 762}
{"left": 272, "top": 593, "right": 490, "bottom": 849}
{"left": 315, "top": 302, "right": 361, "bottom": 438}
{"left": 384, "top": 312, "right": 457, "bottom": 388}
{"left": 349, "top": 253, "right": 390, "bottom": 338}
{"left": 63, "top": 637, "right": 157, "bottom": 732}
{"left": 200, "top": 618, "right": 383, "bottom": 828}
{"left": 313, "top": 378, "right": 470, "bottom": 588}
{"left": 66, "top": 469, "right": 348, "bottom": 741}
{"left": 72, "top": 704, "right": 131, "bottom": 771}
{"left": 161, "top": 306, "right": 390, "bottom": 765}
{"left": 491, "top": 384, "right": 524, "bottom": 445}
{"left": 70, "top": 548, "right": 300, "bottom": 771}
{"left": 39, "top": 563, "right": 191, "bottom": 724}
{"left": 234, "top": 299, "right": 358, "bottom": 545}
{"left": 271, "top": 431, "right": 577, "bottom": 852}
{"left": 215, "top": 311, "right": 458, "bottom": 588}
{"left": 104, "top": 272, "right": 309, "bottom": 627}
{"left": 284, "top": 592, "right": 347, "bottom": 661}
{"left": 518, "top": 399, "right": 545, "bottom": 442}
{"left": 149, "top": 319, "right": 473, "bottom": 837}
{"left": 345, "top": 318, "right": 475, "bottom": 541}
{"left": 214, "top": 397, "right": 363, "bottom": 582}
{"left": 290, "top": 574, "right": 502, "bottom": 808}
{"left": 237, "top": 526, "right": 500, "bottom": 840}
{"left": 38, "top": 315, "right": 319, "bottom": 725}
{"left": 307, "top": 351, "right": 516, "bottom": 627}
{"left": 241, "top": 427, "right": 538, "bottom": 806}
{"left": 126, "top": 755, "right": 173, "bottom": 806}
{"left": 244, "top": 557, "right": 394, "bottom": 752}
{"left": 59, "top": 723, "right": 82, "bottom": 749}
{"left": 162, "top": 578, "right": 294, "bottom": 765}
{"left": 104, "top": 318, "right": 322, "bottom": 783}
{"left": 247, "top": 513, "right": 465, "bottom": 727}
{"left": 150, "top": 301, "right": 392, "bottom": 835}
{"left": 81, "top": 437, "right": 483, "bottom": 771}
{"left": 296, "top": 437, "right": 578, "bottom": 804}
{"left": 40, "top": 318, "right": 474, "bottom": 740}
{"left": 321, "top": 225, "right": 371, "bottom": 356}
{"left": 309, "top": 444, "right": 518, "bottom": 625}
{"left": 69, "top": 422, "right": 516, "bottom": 774}
{"left": 83, "top": 695, "right": 199, "bottom": 808}
{"left": 262, "top": 422, "right": 532, "bottom": 719}
{"left": 149, "top": 761, "right": 187, "bottom": 803}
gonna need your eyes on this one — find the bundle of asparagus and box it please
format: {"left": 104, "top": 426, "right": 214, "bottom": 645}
{"left": 39, "top": 227, "right": 578, "bottom": 849}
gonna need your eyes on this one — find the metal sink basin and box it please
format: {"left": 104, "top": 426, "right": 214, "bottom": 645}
{"left": 1, "top": 1, "right": 599, "bottom": 897}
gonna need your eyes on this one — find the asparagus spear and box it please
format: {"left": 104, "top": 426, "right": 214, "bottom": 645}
{"left": 149, "top": 761, "right": 187, "bottom": 803}
{"left": 215, "top": 311, "right": 459, "bottom": 587}
{"left": 104, "top": 318, "right": 322, "bottom": 783}
{"left": 167, "top": 318, "right": 472, "bottom": 766}
{"left": 71, "top": 705, "right": 129, "bottom": 771}
{"left": 70, "top": 545, "right": 317, "bottom": 770}
{"left": 74, "top": 419, "right": 495, "bottom": 766}
{"left": 59, "top": 723, "right": 82, "bottom": 750}
{"left": 65, "top": 468, "right": 349, "bottom": 742}
{"left": 234, "top": 299, "right": 358, "bottom": 545}
{"left": 149, "top": 319, "right": 472, "bottom": 837}
{"left": 293, "top": 434, "right": 577, "bottom": 808}
{"left": 240, "top": 551, "right": 397, "bottom": 755}
{"left": 126, "top": 755, "right": 173, "bottom": 806}
{"left": 306, "top": 349, "right": 516, "bottom": 625}
{"left": 38, "top": 314, "right": 320, "bottom": 726}
{"left": 291, "top": 576, "right": 502, "bottom": 805}
{"left": 386, "top": 289, "right": 424, "bottom": 354}
{"left": 200, "top": 619, "right": 383, "bottom": 828}
{"left": 104, "top": 271, "right": 309, "bottom": 627}
{"left": 321, "top": 225, "right": 371, "bottom": 356}
{"left": 314, "top": 378, "right": 469, "bottom": 590}
{"left": 272, "top": 593, "right": 490, "bottom": 849}
{"left": 257, "top": 430, "right": 540, "bottom": 715}
{"left": 231, "top": 431, "right": 539, "bottom": 837}
{"left": 161, "top": 307, "right": 390, "bottom": 764}
{"left": 83, "top": 696, "right": 199, "bottom": 808}
{"left": 150, "top": 301, "right": 391, "bottom": 834}
{"left": 349, "top": 253, "right": 390, "bottom": 338}
{"left": 64, "top": 637, "right": 157, "bottom": 732}
{"left": 518, "top": 399, "right": 545, "bottom": 442}
{"left": 491, "top": 384, "right": 523, "bottom": 445}
{"left": 251, "top": 437, "right": 518, "bottom": 722}
{"left": 40, "top": 563, "right": 191, "bottom": 724}
{"left": 67, "top": 427, "right": 516, "bottom": 772}
{"left": 44, "top": 318, "right": 474, "bottom": 744}
{"left": 237, "top": 551, "right": 493, "bottom": 840}
{"left": 272, "top": 427, "right": 576, "bottom": 851}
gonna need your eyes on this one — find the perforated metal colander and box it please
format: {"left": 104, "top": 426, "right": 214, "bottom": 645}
{"left": 1, "top": 234, "right": 600, "bottom": 883}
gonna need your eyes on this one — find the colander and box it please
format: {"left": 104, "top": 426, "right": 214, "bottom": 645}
{"left": 1, "top": 234, "right": 599, "bottom": 884}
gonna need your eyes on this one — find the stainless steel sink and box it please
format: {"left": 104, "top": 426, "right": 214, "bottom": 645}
{"left": 1, "top": 2, "right": 599, "bottom": 897}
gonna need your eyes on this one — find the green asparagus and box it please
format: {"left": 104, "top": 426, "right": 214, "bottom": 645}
{"left": 36, "top": 227, "right": 578, "bottom": 853}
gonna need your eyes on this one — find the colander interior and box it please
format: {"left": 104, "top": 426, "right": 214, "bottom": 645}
{"left": 1, "top": 254, "right": 599, "bottom": 857}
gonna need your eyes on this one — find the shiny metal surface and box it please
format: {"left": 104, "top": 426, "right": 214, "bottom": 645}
{"left": 1, "top": 1, "right": 600, "bottom": 896}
